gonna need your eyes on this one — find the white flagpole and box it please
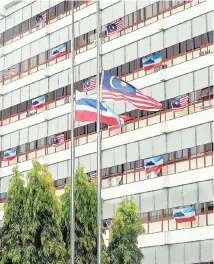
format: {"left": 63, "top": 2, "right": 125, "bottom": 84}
{"left": 70, "top": 1, "right": 75, "bottom": 263}
{"left": 96, "top": 0, "right": 102, "bottom": 263}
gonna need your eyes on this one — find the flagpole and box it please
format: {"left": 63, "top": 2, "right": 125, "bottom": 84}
{"left": 96, "top": 0, "right": 102, "bottom": 263}
{"left": 70, "top": 1, "right": 75, "bottom": 263}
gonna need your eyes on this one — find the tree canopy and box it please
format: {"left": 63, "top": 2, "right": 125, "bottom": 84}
{"left": 60, "top": 166, "right": 108, "bottom": 264}
{"left": 108, "top": 197, "right": 145, "bottom": 264}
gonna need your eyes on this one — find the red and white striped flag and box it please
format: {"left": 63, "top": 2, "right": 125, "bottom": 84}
{"left": 83, "top": 76, "right": 96, "bottom": 92}
{"left": 171, "top": 95, "right": 189, "bottom": 112}
{"left": 3, "top": 65, "right": 17, "bottom": 79}
{"left": 51, "top": 134, "right": 65, "bottom": 147}
{"left": 106, "top": 19, "right": 122, "bottom": 36}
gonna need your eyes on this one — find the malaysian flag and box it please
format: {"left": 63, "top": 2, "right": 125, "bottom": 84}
{"left": 102, "top": 71, "right": 162, "bottom": 111}
{"left": 106, "top": 19, "right": 122, "bottom": 36}
{"left": 171, "top": 95, "right": 189, "bottom": 112}
{"left": 83, "top": 76, "right": 96, "bottom": 92}
{"left": 35, "top": 12, "right": 47, "bottom": 27}
{"left": 51, "top": 134, "right": 64, "bottom": 147}
{"left": 3, "top": 65, "right": 17, "bottom": 79}
{"left": 89, "top": 172, "right": 97, "bottom": 182}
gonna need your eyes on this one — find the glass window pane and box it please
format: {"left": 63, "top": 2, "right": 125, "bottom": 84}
{"left": 88, "top": 123, "right": 96, "bottom": 133}
{"left": 22, "top": 20, "right": 29, "bottom": 33}
{"left": 14, "top": 25, "right": 20, "bottom": 36}
{"left": 37, "top": 138, "right": 45, "bottom": 148}
{"left": 205, "top": 143, "right": 212, "bottom": 152}
{"left": 180, "top": 42, "right": 185, "bottom": 53}
{"left": 11, "top": 105, "right": 18, "bottom": 115}
{"left": 166, "top": 47, "right": 171, "bottom": 58}
{"left": 197, "top": 145, "right": 204, "bottom": 156}
{"left": 79, "top": 126, "right": 85, "bottom": 135}
{"left": 20, "top": 102, "right": 27, "bottom": 112}
{"left": 145, "top": 5, "right": 153, "bottom": 19}
{"left": 173, "top": 43, "right": 179, "bottom": 56}
{"left": 193, "top": 36, "right": 200, "bottom": 49}
{"left": 56, "top": 87, "right": 64, "bottom": 98}
{"left": 153, "top": 3, "right": 157, "bottom": 16}
{"left": 201, "top": 33, "right": 207, "bottom": 45}
{"left": 48, "top": 91, "right": 55, "bottom": 101}
{"left": 88, "top": 30, "right": 95, "bottom": 44}
{"left": 50, "top": 6, "right": 56, "bottom": 18}
{"left": 5, "top": 28, "right": 13, "bottom": 42}
{"left": 19, "top": 144, "right": 26, "bottom": 154}
{"left": 79, "top": 34, "right": 86, "bottom": 46}
{"left": 208, "top": 31, "right": 213, "bottom": 43}
{"left": 58, "top": 2, "right": 65, "bottom": 14}
{"left": 0, "top": 33, "right": 3, "bottom": 47}
{"left": 28, "top": 141, "right": 35, "bottom": 150}
{"left": 190, "top": 146, "right": 196, "bottom": 157}
{"left": 186, "top": 39, "right": 192, "bottom": 51}
{"left": 3, "top": 108, "right": 10, "bottom": 118}
{"left": 31, "top": 16, "right": 38, "bottom": 28}
{"left": 38, "top": 52, "right": 46, "bottom": 65}
{"left": 138, "top": 9, "right": 144, "bottom": 21}
{"left": 176, "top": 150, "right": 182, "bottom": 159}
{"left": 21, "top": 60, "right": 28, "bottom": 73}
{"left": 30, "top": 56, "right": 37, "bottom": 68}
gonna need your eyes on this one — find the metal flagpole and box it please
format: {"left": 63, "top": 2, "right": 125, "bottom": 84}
{"left": 96, "top": 0, "right": 102, "bottom": 263}
{"left": 70, "top": 0, "right": 75, "bottom": 263}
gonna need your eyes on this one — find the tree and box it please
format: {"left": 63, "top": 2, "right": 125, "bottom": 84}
{"left": 60, "top": 166, "right": 108, "bottom": 263}
{"left": 108, "top": 197, "right": 145, "bottom": 264}
{"left": 0, "top": 168, "right": 26, "bottom": 264}
{"left": 22, "top": 161, "right": 66, "bottom": 264}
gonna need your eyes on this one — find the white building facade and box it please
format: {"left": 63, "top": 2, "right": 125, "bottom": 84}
{"left": 0, "top": 0, "right": 213, "bottom": 263}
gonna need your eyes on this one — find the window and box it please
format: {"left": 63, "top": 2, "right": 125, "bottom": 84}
{"left": 56, "top": 87, "right": 64, "bottom": 99}
{"left": 19, "top": 144, "right": 26, "bottom": 154}
{"left": 37, "top": 138, "right": 45, "bottom": 149}
{"left": 30, "top": 16, "right": 38, "bottom": 28}
{"left": 88, "top": 30, "right": 95, "bottom": 44}
{"left": 87, "top": 123, "right": 96, "bottom": 133}
{"left": 22, "top": 20, "right": 29, "bottom": 33}
{"left": 159, "top": 1, "right": 170, "bottom": 12}
{"left": 145, "top": 5, "right": 153, "bottom": 19}
{"left": 21, "top": 60, "right": 28, "bottom": 73}
{"left": 137, "top": 9, "right": 144, "bottom": 22}
{"left": 49, "top": 6, "right": 56, "bottom": 19}
{"left": 201, "top": 33, "right": 207, "bottom": 45}
{"left": 208, "top": 31, "right": 213, "bottom": 43}
{"left": 110, "top": 166, "right": 117, "bottom": 174}
{"left": 2, "top": 108, "right": 10, "bottom": 118}
{"left": 30, "top": 56, "right": 37, "bottom": 68}
{"left": 14, "top": 25, "right": 20, "bottom": 36}
{"left": 197, "top": 203, "right": 205, "bottom": 213}
{"left": 141, "top": 212, "right": 148, "bottom": 221}
{"left": 79, "top": 34, "right": 86, "bottom": 46}
{"left": 149, "top": 211, "right": 156, "bottom": 221}
{"left": 197, "top": 145, "right": 204, "bottom": 156}
{"left": 48, "top": 91, "right": 55, "bottom": 102}
{"left": 172, "top": 0, "right": 182, "bottom": 7}
{"left": 0, "top": 33, "right": 3, "bottom": 47}
{"left": 166, "top": 47, "right": 171, "bottom": 58}
{"left": 58, "top": 1, "right": 66, "bottom": 14}
{"left": 156, "top": 210, "right": 162, "bottom": 220}
{"left": 168, "top": 152, "right": 174, "bottom": 161}
{"left": 205, "top": 143, "right": 212, "bottom": 153}
{"left": 163, "top": 209, "right": 170, "bottom": 218}
{"left": 11, "top": 105, "right": 18, "bottom": 115}
{"left": 186, "top": 39, "right": 192, "bottom": 51}
{"left": 28, "top": 141, "right": 35, "bottom": 151}
{"left": 124, "top": 14, "right": 132, "bottom": 28}
{"left": 20, "top": 102, "right": 27, "bottom": 112}
{"left": 208, "top": 201, "right": 213, "bottom": 211}
{"left": 193, "top": 36, "right": 200, "bottom": 49}
{"left": 55, "top": 178, "right": 65, "bottom": 187}
{"left": 78, "top": 126, "right": 85, "bottom": 136}
{"left": 176, "top": 150, "right": 182, "bottom": 159}
{"left": 173, "top": 43, "right": 180, "bottom": 56}
{"left": 4, "top": 28, "right": 13, "bottom": 42}
{"left": 190, "top": 146, "right": 196, "bottom": 157}
{"left": 38, "top": 52, "right": 46, "bottom": 65}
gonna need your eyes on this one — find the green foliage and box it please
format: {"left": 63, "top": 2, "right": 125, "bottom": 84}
{"left": 0, "top": 161, "right": 66, "bottom": 264}
{"left": 0, "top": 167, "right": 26, "bottom": 264}
{"left": 108, "top": 197, "right": 145, "bottom": 264}
{"left": 22, "top": 161, "right": 66, "bottom": 264}
{"left": 61, "top": 166, "right": 108, "bottom": 264}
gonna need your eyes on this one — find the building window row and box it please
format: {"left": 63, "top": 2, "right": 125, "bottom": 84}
{"left": 1, "top": 31, "right": 213, "bottom": 88}
{"left": 0, "top": 0, "right": 194, "bottom": 47}
{"left": 0, "top": 0, "right": 90, "bottom": 46}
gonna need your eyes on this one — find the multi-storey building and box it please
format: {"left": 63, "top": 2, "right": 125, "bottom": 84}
{"left": 0, "top": 0, "right": 213, "bottom": 263}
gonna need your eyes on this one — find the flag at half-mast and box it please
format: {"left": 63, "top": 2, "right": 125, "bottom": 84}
{"left": 102, "top": 71, "right": 162, "bottom": 111}
{"left": 75, "top": 91, "right": 127, "bottom": 126}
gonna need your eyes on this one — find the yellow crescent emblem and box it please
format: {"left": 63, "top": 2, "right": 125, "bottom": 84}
{"left": 109, "top": 76, "right": 118, "bottom": 89}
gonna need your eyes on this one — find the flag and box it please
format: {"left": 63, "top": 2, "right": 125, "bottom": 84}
{"left": 144, "top": 156, "right": 163, "bottom": 172}
{"left": 75, "top": 91, "right": 124, "bottom": 126}
{"left": 173, "top": 207, "right": 196, "bottom": 223}
{"left": 102, "top": 71, "right": 162, "bottom": 111}
{"left": 143, "top": 53, "right": 163, "bottom": 71}
{"left": 89, "top": 172, "right": 97, "bottom": 182}
{"left": 51, "top": 134, "right": 65, "bottom": 147}
{"left": 3, "top": 148, "right": 17, "bottom": 161}
{"left": 108, "top": 115, "right": 131, "bottom": 131}
{"left": 51, "top": 44, "right": 66, "bottom": 59}
{"left": 103, "top": 218, "right": 113, "bottom": 228}
{"left": 3, "top": 65, "right": 17, "bottom": 79}
{"left": 31, "top": 96, "right": 46, "bottom": 110}
{"left": 171, "top": 95, "right": 189, "bottom": 112}
{"left": 83, "top": 76, "right": 96, "bottom": 92}
{"left": 35, "top": 12, "right": 47, "bottom": 27}
{"left": 106, "top": 19, "right": 122, "bottom": 36}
